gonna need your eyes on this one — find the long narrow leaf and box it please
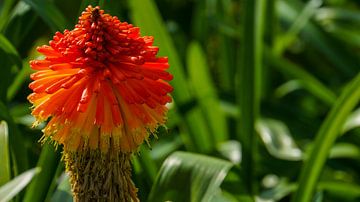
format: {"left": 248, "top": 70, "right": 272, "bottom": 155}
{"left": 7, "top": 59, "right": 31, "bottom": 101}
{"left": 293, "top": 73, "right": 360, "bottom": 202}
{"left": 23, "top": 143, "right": 61, "bottom": 202}
{"left": 187, "top": 42, "right": 228, "bottom": 143}
{"left": 148, "top": 151, "right": 233, "bottom": 202}
{"left": 0, "top": 0, "right": 17, "bottom": 31}
{"left": 278, "top": 0, "right": 359, "bottom": 76}
{"left": 267, "top": 51, "right": 336, "bottom": 106}
{"left": 0, "top": 168, "right": 41, "bottom": 202}
{"left": 129, "top": 0, "right": 190, "bottom": 104}
{"left": 0, "top": 100, "right": 28, "bottom": 174}
{"left": 22, "top": 0, "right": 68, "bottom": 31}
{"left": 0, "top": 33, "right": 21, "bottom": 65}
{"left": 237, "top": 0, "right": 266, "bottom": 196}
{"left": 129, "top": 0, "right": 213, "bottom": 152}
{"left": 0, "top": 121, "right": 11, "bottom": 186}
{"left": 51, "top": 173, "right": 73, "bottom": 202}
{"left": 0, "top": 33, "right": 22, "bottom": 102}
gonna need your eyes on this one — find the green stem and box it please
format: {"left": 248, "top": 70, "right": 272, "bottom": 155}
{"left": 237, "top": 0, "right": 266, "bottom": 197}
{"left": 292, "top": 73, "right": 360, "bottom": 202}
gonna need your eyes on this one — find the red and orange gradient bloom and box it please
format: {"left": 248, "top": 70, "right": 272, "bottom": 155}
{"left": 28, "top": 6, "right": 173, "bottom": 152}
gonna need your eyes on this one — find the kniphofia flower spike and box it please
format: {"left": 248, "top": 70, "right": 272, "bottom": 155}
{"left": 28, "top": 6, "right": 173, "bottom": 153}
{"left": 28, "top": 5, "right": 173, "bottom": 201}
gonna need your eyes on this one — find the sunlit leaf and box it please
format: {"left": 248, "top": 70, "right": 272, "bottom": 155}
{"left": 23, "top": 144, "right": 61, "bottom": 202}
{"left": 329, "top": 143, "right": 360, "bottom": 159}
{"left": 0, "top": 167, "right": 41, "bottom": 202}
{"left": 51, "top": 173, "right": 73, "bottom": 202}
{"left": 129, "top": 0, "right": 214, "bottom": 153}
{"left": 318, "top": 181, "right": 360, "bottom": 201}
{"left": 0, "top": 121, "right": 10, "bottom": 186}
{"left": 187, "top": 42, "right": 229, "bottom": 143}
{"left": 342, "top": 107, "right": 360, "bottom": 133}
{"left": 294, "top": 73, "right": 360, "bottom": 202}
{"left": 148, "top": 151, "right": 233, "bottom": 202}
{"left": 217, "top": 140, "right": 242, "bottom": 164}
{"left": 0, "top": 100, "right": 29, "bottom": 174}
{"left": 256, "top": 118, "right": 303, "bottom": 161}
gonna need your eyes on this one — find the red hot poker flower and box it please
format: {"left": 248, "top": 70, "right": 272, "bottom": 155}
{"left": 28, "top": 6, "right": 173, "bottom": 153}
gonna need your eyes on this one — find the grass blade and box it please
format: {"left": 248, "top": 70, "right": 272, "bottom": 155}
{"left": 22, "top": 0, "right": 68, "bottom": 31}
{"left": 0, "top": 100, "right": 28, "bottom": 174}
{"left": 51, "top": 173, "right": 73, "bottom": 202}
{"left": 278, "top": 0, "right": 359, "bottom": 76}
{"left": 237, "top": 0, "right": 266, "bottom": 196}
{"left": 274, "top": 0, "right": 321, "bottom": 55}
{"left": 0, "top": 121, "right": 11, "bottom": 186}
{"left": 129, "top": 0, "right": 190, "bottom": 104}
{"left": 292, "top": 73, "right": 360, "bottom": 202}
{"left": 0, "top": 34, "right": 22, "bottom": 102}
{"left": 136, "top": 145, "right": 158, "bottom": 183}
{"left": 0, "top": 0, "right": 17, "bottom": 31}
{"left": 0, "top": 33, "right": 21, "bottom": 67}
{"left": 267, "top": 51, "right": 336, "bottom": 106}
{"left": 187, "top": 42, "right": 229, "bottom": 143}
{"left": 23, "top": 143, "right": 61, "bottom": 202}
{"left": 148, "top": 151, "right": 233, "bottom": 202}
{"left": 0, "top": 167, "right": 41, "bottom": 202}
{"left": 7, "top": 59, "right": 31, "bottom": 101}
{"left": 129, "top": 0, "right": 213, "bottom": 152}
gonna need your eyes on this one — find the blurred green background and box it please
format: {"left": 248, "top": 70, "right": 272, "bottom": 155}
{"left": 0, "top": 0, "right": 360, "bottom": 201}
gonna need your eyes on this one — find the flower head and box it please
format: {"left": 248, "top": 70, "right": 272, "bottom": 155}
{"left": 28, "top": 6, "right": 173, "bottom": 152}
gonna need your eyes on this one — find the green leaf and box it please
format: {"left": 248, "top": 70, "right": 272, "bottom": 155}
{"left": 148, "top": 151, "right": 233, "bottom": 202}
{"left": 315, "top": 7, "right": 360, "bottom": 24}
{"left": 0, "top": 0, "right": 17, "bottom": 31}
{"left": 260, "top": 179, "right": 296, "bottom": 201}
{"left": 135, "top": 145, "right": 159, "bottom": 183}
{"left": 187, "top": 42, "right": 229, "bottom": 143}
{"left": 237, "top": 0, "right": 266, "bottom": 197}
{"left": 342, "top": 107, "right": 360, "bottom": 133}
{"left": 293, "top": 73, "right": 360, "bottom": 202}
{"left": 129, "top": 0, "right": 214, "bottom": 153}
{"left": 267, "top": 51, "right": 336, "bottom": 106}
{"left": 0, "top": 167, "right": 41, "bottom": 202}
{"left": 0, "top": 100, "right": 29, "bottom": 175}
{"left": 4, "top": 1, "right": 40, "bottom": 48}
{"left": 23, "top": 0, "right": 68, "bottom": 31}
{"left": 274, "top": 0, "right": 322, "bottom": 55}
{"left": 0, "top": 33, "right": 22, "bottom": 102}
{"left": 256, "top": 118, "right": 303, "bottom": 161}
{"left": 7, "top": 59, "right": 32, "bottom": 101}
{"left": 129, "top": 0, "right": 191, "bottom": 105}
{"left": 278, "top": 0, "right": 359, "bottom": 76}
{"left": 0, "top": 33, "right": 21, "bottom": 65}
{"left": 51, "top": 173, "right": 73, "bottom": 202}
{"left": 217, "top": 140, "right": 242, "bottom": 164}
{"left": 261, "top": 180, "right": 360, "bottom": 201}
{"left": 0, "top": 121, "right": 11, "bottom": 186}
{"left": 318, "top": 181, "right": 360, "bottom": 201}
{"left": 23, "top": 143, "right": 61, "bottom": 202}
{"left": 328, "top": 143, "right": 360, "bottom": 159}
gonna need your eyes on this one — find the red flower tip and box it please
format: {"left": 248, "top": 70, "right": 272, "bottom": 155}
{"left": 28, "top": 5, "right": 173, "bottom": 152}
